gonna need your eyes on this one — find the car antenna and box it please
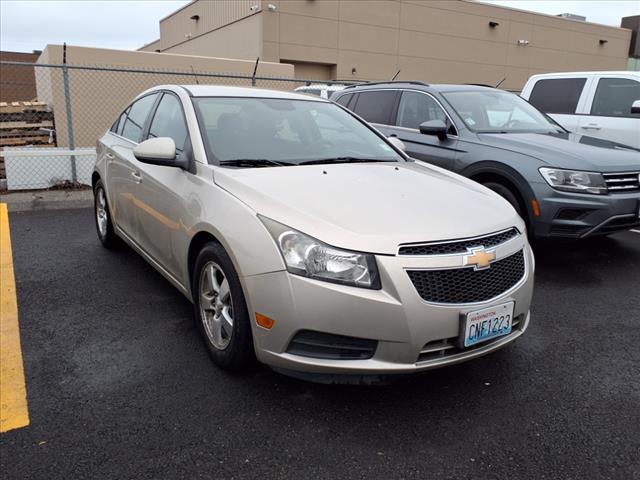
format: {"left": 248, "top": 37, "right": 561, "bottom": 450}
{"left": 495, "top": 77, "right": 506, "bottom": 88}
{"left": 391, "top": 69, "right": 401, "bottom": 81}
{"left": 251, "top": 57, "right": 259, "bottom": 86}
{"left": 190, "top": 65, "right": 200, "bottom": 85}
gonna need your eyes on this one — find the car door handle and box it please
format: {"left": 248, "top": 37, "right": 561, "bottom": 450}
{"left": 131, "top": 171, "right": 142, "bottom": 184}
{"left": 581, "top": 123, "right": 602, "bottom": 130}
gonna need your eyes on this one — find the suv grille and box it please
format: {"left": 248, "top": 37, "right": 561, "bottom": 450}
{"left": 603, "top": 172, "right": 640, "bottom": 192}
{"left": 407, "top": 250, "right": 525, "bottom": 304}
{"left": 398, "top": 228, "right": 519, "bottom": 256}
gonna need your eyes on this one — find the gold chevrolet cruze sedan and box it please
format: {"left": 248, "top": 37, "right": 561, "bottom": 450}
{"left": 93, "top": 85, "right": 534, "bottom": 382}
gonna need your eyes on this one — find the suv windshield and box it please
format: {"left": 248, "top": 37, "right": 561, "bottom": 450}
{"left": 193, "top": 97, "right": 402, "bottom": 166}
{"left": 442, "top": 90, "right": 564, "bottom": 134}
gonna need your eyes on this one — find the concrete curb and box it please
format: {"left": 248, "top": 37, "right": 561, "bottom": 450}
{"left": 0, "top": 190, "right": 93, "bottom": 213}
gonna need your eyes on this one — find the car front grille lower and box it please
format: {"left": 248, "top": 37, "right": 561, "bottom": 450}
{"left": 603, "top": 172, "right": 640, "bottom": 192}
{"left": 416, "top": 314, "right": 524, "bottom": 363}
{"left": 286, "top": 330, "right": 378, "bottom": 360}
{"left": 398, "top": 228, "right": 519, "bottom": 256}
{"left": 407, "top": 250, "right": 526, "bottom": 304}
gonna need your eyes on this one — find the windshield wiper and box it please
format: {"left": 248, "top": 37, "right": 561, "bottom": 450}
{"left": 298, "top": 157, "right": 394, "bottom": 166}
{"left": 219, "top": 159, "right": 293, "bottom": 168}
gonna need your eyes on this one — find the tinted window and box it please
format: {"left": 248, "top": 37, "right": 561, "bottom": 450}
{"left": 147, "top": 94, "right": 188, "bottom": 153}
{"left": 591, "top": 78, "right": 640, "bottom": 118}
{"left": 193, "top": 97, "right": 402, "bottom": 164}
{"left": 334, "top": 93, "right": 353, "bottom": 107}
{"left": 352, "top": 91, "right": 396, "bottom": 124}
{"left": 528, "top": 78, "right": 586, "bottom": 114}
{"left": 121, "top": 93, "right": 158, "bottom": 142}
{"left": 397, "top": 91, "right": 454, "bottom": 133}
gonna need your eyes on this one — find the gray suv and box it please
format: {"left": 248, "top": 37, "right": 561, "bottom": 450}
{"left": 332, "top": 82, "right": 640, "bottom": 239}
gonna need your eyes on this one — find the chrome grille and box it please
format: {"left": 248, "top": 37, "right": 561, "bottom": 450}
{"left": 407, "top": 250, "right": 526, "bottom": 304}
{"left": 603, "top": 172, "right": 640, "bottom": 192}
{"left": 398, "top": 228, "right": 519, "bottom": 256}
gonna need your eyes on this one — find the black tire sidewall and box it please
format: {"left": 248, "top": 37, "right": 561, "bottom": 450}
{"left": 93, "top": 180, "right": 118, "bottom": 248}
{"left": 483, "top": 182, "right": 524, "bottom": 216}
{"left": 192, "top": 242, "right": 254, "bottom": 371}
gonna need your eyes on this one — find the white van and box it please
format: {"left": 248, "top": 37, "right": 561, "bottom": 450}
{"left": 521, "top": 72, "right": 640, "bottom": 149}
{"left": 294, "top": 84, "right": 345, "bottom": 100}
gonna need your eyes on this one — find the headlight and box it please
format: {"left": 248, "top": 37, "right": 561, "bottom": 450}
{"left": 260, "top": 216, "right": 381, "bottom": 289}
{"left": 539, "top": 167, "right": 607, "bottom": 194}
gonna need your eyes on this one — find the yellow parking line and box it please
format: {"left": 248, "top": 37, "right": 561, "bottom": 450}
{"left": 0, "top": 203, "right": 29, "bottom": 433}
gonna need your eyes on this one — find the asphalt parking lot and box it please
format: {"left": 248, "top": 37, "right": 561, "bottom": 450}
{"left": 1, "top": 208, "right": 639, "bottom": 480}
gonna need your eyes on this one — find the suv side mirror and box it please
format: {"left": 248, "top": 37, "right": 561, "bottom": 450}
{"left": 419, "top": 120, "right": 448, "bottom": 141}
{"left": 631, "top": 100, "right": 640, "bottom": 115}
{"left": 134, "top": 137, "right": 186, "bottom": 169}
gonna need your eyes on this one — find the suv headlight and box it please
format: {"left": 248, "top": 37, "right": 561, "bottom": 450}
{"left": 260, "top": 216, "right": 381, "bottom": 289}
{"left": 539, "top": 168, "right": 607, "bottom": 195}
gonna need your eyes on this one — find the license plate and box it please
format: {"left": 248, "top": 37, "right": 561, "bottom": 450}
{"left": 461, "top": 302, "right": 514, "bottom": 348}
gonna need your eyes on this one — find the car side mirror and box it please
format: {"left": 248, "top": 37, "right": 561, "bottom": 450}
{"left": 134, "top": 137, "right": 185, "bottom": 169}
{"left": 631, "top": 100, "right": 640, "bottom": 115}
{"left": 387, "top": 135, "right": 406, "bottom": 152}
{"left": 419, "top": 120, "right": 448, "bottom": 141}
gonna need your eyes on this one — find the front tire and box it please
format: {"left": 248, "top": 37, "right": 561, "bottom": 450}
{"left": 483, "top": 181, "right": 523, "bottom": 217}
{"left": 94, "top": 179, "right": 118, "bottom": 249}
{"left": 192, "top": 242, "right": 255, "bottom": 371}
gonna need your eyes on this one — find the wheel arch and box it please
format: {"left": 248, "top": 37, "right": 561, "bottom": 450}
{"left": 461, "top": 161, "right": 537, "bottom": 227}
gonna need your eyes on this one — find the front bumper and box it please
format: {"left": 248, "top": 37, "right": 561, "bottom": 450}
{"left": 531, "top": 183, "right": 640, "bottom": 239}
{"left": 242, "top": 241, "right": 535, "bottom": 375}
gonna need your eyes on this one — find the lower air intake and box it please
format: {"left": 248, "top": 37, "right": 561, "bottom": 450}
{"left": 286, "top": 330, "right": 378, "bottom": 360}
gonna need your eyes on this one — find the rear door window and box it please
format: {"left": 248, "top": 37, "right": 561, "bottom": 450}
{"left": 334, "top": 93, "right": 354, "bottom": 108}
{"left": 528, "top": 78, "right": 586, "bottom": 114}
{"left": 590, "top": 78, "right": 640, "bottom": 118}
{"left": 352, "top": 90, "right": 397, "bottom": 125}
{"left": 121, "top": 93, "right": 158, "bottom": 143}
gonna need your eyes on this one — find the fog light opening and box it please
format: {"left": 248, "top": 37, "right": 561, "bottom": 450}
{"left": 255, "top": 312, "right": 275, "bottom": 329}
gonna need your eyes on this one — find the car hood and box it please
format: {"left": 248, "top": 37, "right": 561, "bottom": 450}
{"left": 213, "top": 162, "right": 522, "bottom": 254}
{"left": 477, "top": 132, "right": 640, "bottom": 172}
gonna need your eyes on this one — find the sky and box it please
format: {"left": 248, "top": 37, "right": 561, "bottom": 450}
{"left": 1, "top": 0, "right": 638, "bottom": 54}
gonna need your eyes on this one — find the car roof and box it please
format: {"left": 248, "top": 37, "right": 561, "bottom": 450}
{"left": 528, "top": 71, "right": 640, "bottom": 77}
{"left": 338, "top": 82, "right": 501, "bottom": 94}
{"left": 147, "top": 84, "right": 328, "bottom": 101}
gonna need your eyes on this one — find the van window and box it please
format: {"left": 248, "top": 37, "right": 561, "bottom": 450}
{"left": 528, "top": 78, "right": 586, "bottom": 114}
{"left": 590, "top": 78, "right": 640, "bottom": 118}
{"left": 352, "top": 91, "right": 397, "bottom": 124}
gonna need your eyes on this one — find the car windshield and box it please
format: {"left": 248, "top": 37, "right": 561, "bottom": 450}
{"left": 442, "top": 90, "right": 564, "bottom": 134}
{"left": 193, "top": 97, "right": 402, "bottom": 166}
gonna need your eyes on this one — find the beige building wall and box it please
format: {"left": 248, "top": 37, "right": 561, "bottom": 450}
{"left": 35, "top": 44, "right": 294, "bottom": 148}
{"left": 138, "top": 39, "right": 161, "bottom": 52}
{"left": 161, "top": 13, "right": 262, "bottom": 60}
{"left": 158, "top": 0, "right": 632, "bottom": 90}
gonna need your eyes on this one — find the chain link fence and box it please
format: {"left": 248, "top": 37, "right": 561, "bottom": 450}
{"left": 0, "top": 60, "right": 357, "bottom": 191}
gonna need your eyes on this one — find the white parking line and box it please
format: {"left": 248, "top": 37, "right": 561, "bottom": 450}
{"left": 631, "top": 229, "right": 640, "bottom": 234}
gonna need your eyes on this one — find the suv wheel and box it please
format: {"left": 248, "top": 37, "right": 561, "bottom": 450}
{"left": 483, "top": 181, "right": 523, "bottom": 217}
{"left": 192, "top": 242, "right": 254, "bottom": 371}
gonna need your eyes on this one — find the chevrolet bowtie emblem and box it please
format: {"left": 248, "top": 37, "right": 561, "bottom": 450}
{"left": 464, "top": 247, "right": 496, "bottom": 270}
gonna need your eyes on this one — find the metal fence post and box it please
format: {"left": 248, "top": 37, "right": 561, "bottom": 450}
{"left": 62, "top": 43, "right": 77, "bottom": 184}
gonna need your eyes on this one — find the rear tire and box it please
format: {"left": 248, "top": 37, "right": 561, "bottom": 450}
{"left": 192, "top": 242, "right": 255, "bottom": 371}
{"left": 94, "top": 179, "right": 118, "bottom": 249}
